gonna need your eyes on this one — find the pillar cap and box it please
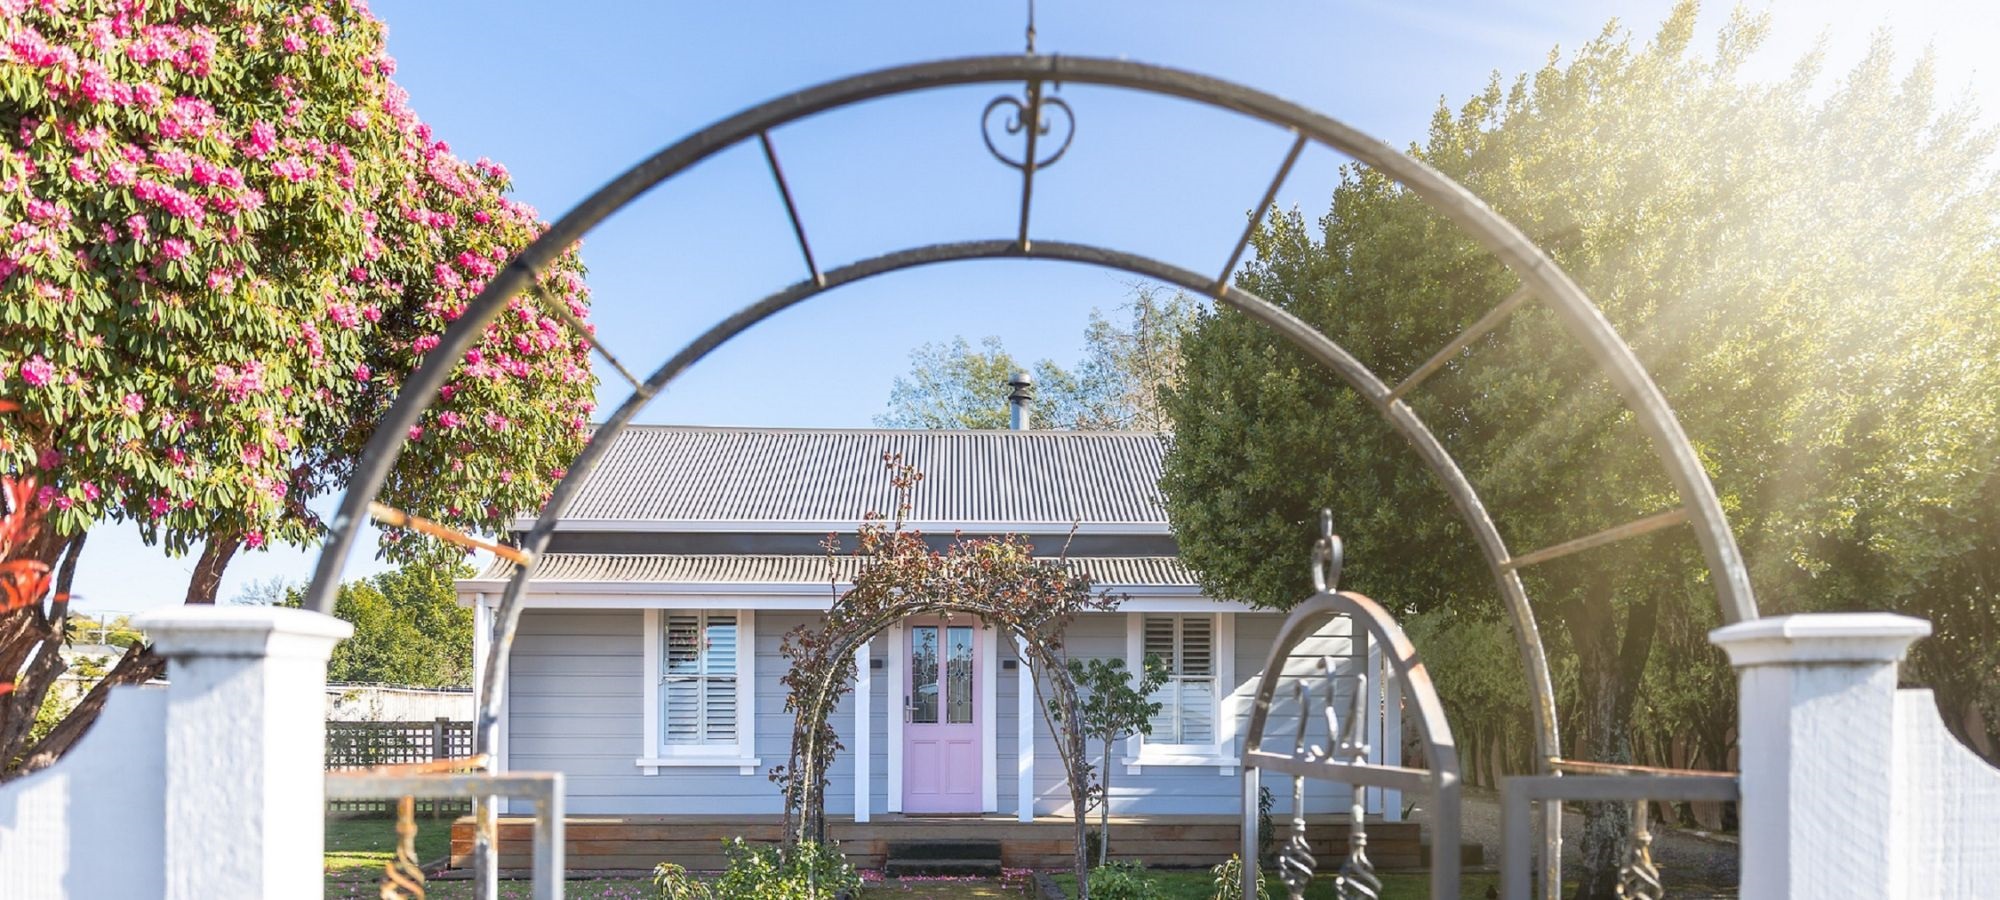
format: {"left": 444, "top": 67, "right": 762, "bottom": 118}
{"left": 1708, "top": 612, "right": 1929, "bottom": 668}
{"left": 136, "top": 605, "right": 353, "bottom": 660}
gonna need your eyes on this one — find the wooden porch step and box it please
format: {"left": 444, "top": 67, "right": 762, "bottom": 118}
{"left": 883, "top": 840, "right": 1003, "bottom": 876}
{"left": 886, "top": 840, "right": 1002, "bottom": 861}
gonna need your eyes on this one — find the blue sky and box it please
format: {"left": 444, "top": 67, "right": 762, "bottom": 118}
{"left": 69, "top": 0, "right": 1998, "bottom": 615}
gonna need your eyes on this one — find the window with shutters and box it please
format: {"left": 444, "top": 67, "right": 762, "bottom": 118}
{"left": 638, "top": 609, "right": 758, "bottom": 773}
{"left": 662, "top": 612, "right": 739, "bottom": 748}
{"left": 1142, "top": 614, "right": 1217, "bottom": 747}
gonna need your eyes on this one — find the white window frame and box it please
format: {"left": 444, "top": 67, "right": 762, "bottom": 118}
{"left": 638, "top": 608, "right": 759, "bottom": 774}
{"left": 1125, "top": 611, "right": 1236, "bottom": 775}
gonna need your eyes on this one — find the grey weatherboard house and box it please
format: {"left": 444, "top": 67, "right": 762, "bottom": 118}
{"left": 455, "top": 424, "right": 1410, "bottom": 869}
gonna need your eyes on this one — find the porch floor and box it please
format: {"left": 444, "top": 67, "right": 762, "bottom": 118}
{"left": 448, "top": 813, "right": 1422, "bottom": 872}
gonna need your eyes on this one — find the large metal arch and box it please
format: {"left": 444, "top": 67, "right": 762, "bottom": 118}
{"left": 296, "top": 53, "right": 1761, "bottom": 897}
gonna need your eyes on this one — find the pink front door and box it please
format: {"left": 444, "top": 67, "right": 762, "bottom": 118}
{"left": 903, "top": 618, "right": 981, "bottom": 813}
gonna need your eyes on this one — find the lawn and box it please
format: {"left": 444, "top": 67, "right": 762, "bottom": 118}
{"left": 323, "top": 820, "right": 1027, "bottom": 899}
{"left": 1051, "top": 869, "right": 1502, "bottom": 900}
{"left": 324, "top": 816, "right": 453, "bottom": 880}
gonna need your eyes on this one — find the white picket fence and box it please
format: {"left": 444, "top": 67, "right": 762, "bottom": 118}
{"left": 0, "top": 606, "right": 1996, "bottom": 897}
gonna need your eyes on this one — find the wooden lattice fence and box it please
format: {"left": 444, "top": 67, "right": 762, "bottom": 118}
{"left": 325, "top": 717, "right": 474, "bottom": 816}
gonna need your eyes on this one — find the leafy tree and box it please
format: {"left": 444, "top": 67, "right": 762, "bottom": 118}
{"left": 1160, "top": 4, "right": 1998, "bottom": 895}
{"left": 291, "top": 551, "right": 474, "bottom": 688}
{"left": 1065, "top": 653, "right": 1168, "bottom": 865}
{"left": 876, "top": 287, "right": 1197, "bottom": 430}
{"left": 0, "top": 0, "right": 596, "bottom": 775}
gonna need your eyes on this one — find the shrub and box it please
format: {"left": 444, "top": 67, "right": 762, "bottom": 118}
{"left": 704, "top": 838, "right": 859, "bottom": 900}
{"left": 651, "top": 861, "right": 711, "bottom": 900}
{"left": 1088, "top": 861, "right": 1156, "bottom": 900}
{"left": 1209, "top": 854, "right": 1271, "bottom": 900}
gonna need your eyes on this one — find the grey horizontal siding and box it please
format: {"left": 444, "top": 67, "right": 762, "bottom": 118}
{"left": 504, "top": 609, "right": 1372, "bottom": 820}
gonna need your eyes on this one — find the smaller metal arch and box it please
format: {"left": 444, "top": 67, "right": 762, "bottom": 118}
{"left": 779, "top": 596, "right": 1092, "bottom": 847}
{"left": 1240, "top": 590, "right": 1461, "bottom": 900}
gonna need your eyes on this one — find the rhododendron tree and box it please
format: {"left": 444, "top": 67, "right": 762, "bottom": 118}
{"left": 0, "top": 0, "right": 597, "bottom": 773}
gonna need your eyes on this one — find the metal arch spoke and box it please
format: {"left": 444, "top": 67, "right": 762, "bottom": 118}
{"left": 1387, "top": 285, "right": 1534, "bottom": 403}
{"left": 1503, "top": 507, "right": 1689, "bottom": 571}
{"left": 1016, "top": 79, "right": 1046, "bottom": 250}
{"left": 367, "top": 502, "right": 534, "bottom": 566}
{"left": 759, "top": 131, "right": 825, "bottom": 288}
{"left": 529, "top": 284, "right": 648, "bottom": 394}
{"left": 1215, "top": 131, "right": 1307, "bottom": 294}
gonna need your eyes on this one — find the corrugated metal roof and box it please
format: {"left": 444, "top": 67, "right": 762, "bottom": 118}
{"left": 557, "top": 426, "right": 1170, "bottom": 525}
{"left": 472, "top": 553, "right": 1200, "bottom": 587}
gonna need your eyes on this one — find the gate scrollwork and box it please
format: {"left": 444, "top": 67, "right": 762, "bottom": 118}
{"left": 1240, "top": 513, "right": 1461, "bottom": 900}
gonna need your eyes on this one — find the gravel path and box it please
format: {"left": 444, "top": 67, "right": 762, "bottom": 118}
{"left": 1406, "top": 786, "right": 1738, "bottom": 897}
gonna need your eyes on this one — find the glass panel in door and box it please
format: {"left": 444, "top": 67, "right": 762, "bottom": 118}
{"left": 945, "top": 625, "right": 974, "bottom": 724}
{"left": 910, "top": 625, "right": 939, "bottom": 724}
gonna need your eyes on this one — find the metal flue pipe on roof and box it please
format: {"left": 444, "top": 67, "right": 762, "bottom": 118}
{"left": 1007, "top": 370, "right": 1034, "bottom": 430}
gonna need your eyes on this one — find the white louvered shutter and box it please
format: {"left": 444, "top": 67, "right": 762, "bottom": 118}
{"left": 703, "top": 615, "right": 738, "bottom": 744}
{"left": 1177, "top": 616, "right": 1215, "bottom": 744}
{"left": 664, "top": 614, "right": 702, "bottom": 744}
{"left": 662, "top": 613, "right": 738, "bottom": 746}
{"left": 1143, "top": 615, "right": 1217, "bottom": 745}
{"left": 1144, "top": 616, "right": 1178, "bottom": 739}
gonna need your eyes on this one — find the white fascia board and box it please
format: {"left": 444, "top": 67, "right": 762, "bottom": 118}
{"left": 508, "top": 517, "right": 1171, "bottom": 535}
{"left": 456, "top": 583, "right": 1254, "bottom": 612}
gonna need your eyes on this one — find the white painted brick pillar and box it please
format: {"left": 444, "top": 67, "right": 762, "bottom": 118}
{"left": 1709, "top": 612, "right": 1930, "bottom": 899}
{"left": 136, "top": 605, "right": 352, "bottom": 900}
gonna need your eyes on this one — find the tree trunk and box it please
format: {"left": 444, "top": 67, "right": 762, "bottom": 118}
{"left": 1098, "top": 734, "right": 1112, "bottom": 866}
{"left": 184, "top": 536, "right": 241, "bottom": 605}
{"left": 1564, "top": 582, "right": 1662, "bottom": 900}
{"left": 13, "top": 641, "right": 165, "bottom": 776}
{"left": 0, "top": 535, "right": 82, "bottom": 771}
{"left": 3, "top": 533, "right": 241, "bottom": 779}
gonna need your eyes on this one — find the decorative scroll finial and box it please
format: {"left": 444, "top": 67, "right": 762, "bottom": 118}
{"left": 380, "top": 796, "right": 428, "bottom": 899}
{"left": 1312, "top": 509, "right": 1343, "bottom": 592}
{"left": 1025, "top": 0, "right": 1037, "bottom": 54}
{"left": 1277, "top": 682, "right": 1317, "bottom": 898}
{"left": 1334, "top": 668, "right": 1381, "bottom": 899}
{"left": 982, "top": 90, "right": 1075, "bottom": 173}
{"left": 1615, "top": 800, "right": 1664, "bottom": 899}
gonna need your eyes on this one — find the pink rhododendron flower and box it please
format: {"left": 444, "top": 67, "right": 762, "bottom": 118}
{"left": 158, "top": 237, "right": 192, "bottom": 260}
{"left": 21, "top": 355, "right": 54, "bottom": 387}
{"left": 121, "top": 393, "right": 144, "bottom": 416}
{"left": 245, "top": 530, "right": 266, "bottom": 549}
{"left": 147, "top": 496, "right": 171, "bottom": 517}
{"left": 437, "top": 411, "right": 464, "bottom": 430}
{"left": 243, "top": 120, "right": 277, "bottom": 158}
{"left": 354, "top": 364, "right": 370, "bottom": 382}
{"left": 37, "top": 448, "right": 60, "bottom": 469}
{"left": 271, "top": 157, "right": 310, "bottom": 182}
{"left": 80, "top": 482, "right": 100, "bottom": 502}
